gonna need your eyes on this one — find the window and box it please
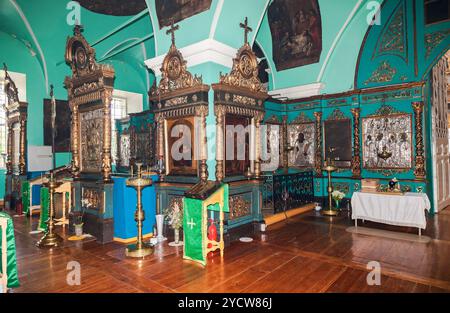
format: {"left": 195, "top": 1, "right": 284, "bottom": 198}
{"left": 111, "top": 97, "right": 127, "bottom": 165}
{"left": 0, "top": 81, "right": 7, "bottom": 169}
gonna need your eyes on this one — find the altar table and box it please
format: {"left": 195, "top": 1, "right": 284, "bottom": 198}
{"left": 351, "top": 192, "right": 431, "bottom": 235}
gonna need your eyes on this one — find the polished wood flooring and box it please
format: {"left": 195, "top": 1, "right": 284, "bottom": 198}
{"left": 7, "top": 207, "right": 450, "bottom": 293}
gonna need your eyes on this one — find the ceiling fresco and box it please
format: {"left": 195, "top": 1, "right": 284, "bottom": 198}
{"left": 77, "top": 0, "right": 148, "bottom": 16}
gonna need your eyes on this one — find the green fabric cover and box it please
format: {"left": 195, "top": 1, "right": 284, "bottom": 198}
{"left": 39, "top": 187, "right": 50, "bottom": 231}
{"left": 22, "top": 181, "right": 30, "bottom": 215}
{"left": 0, "top": 212, "right": 20, "bottom": 288}
{"left": 183, "top": 184, "right": 229, "bottom": 266}
{"left": 183, "top": 197, "right": 205, "bottom": 265}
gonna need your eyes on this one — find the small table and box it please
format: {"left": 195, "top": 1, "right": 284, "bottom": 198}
{"left": 351, "top": 192, "right": 431, "bottom": 235}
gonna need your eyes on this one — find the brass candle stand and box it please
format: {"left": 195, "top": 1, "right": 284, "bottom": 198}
{"left": 126, "top": 163, "right": 153, "bottom": 258}
{"left": 37, "top": 171, "right": 63, "bottom": 248}
{"left": 322, "top": 157, "right": 338, "bottom": 217}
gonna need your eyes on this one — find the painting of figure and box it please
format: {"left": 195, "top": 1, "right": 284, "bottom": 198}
{"left": 288, "top": 123, "right": 315, "bottom": 168}
{"left": 44, "top": 99, "right": 71, "bottom": 152}
{"left": 268, "top": 0, "right": 322, "bottom": 71}
{"left": 155, "top": 0, "right": 213, "bottom": 28}
{"left": 362, "top": 114, "right": 412, "bottom": 169}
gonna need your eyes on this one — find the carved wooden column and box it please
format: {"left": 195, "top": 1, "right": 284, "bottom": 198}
{"left": 314, "top": 112, "right": 323, "bottom": 176}
{"left": 19, "top": 117, "right": 27, "bottom": 175}
{"left": 156, "top": 114, "right": 165, "bottom": 170}
{"left": 215, "top": 106, "right": 225, "bottom": 182}
{"left": 281, "top": 115, "right": 288, "bottom": 170}
{"left": 70, "top": 102, "right": 80, "bottom": 179}
{"left": 412, "top": 101, "right": 426, "bottom": 180}
{"left": 254, "top": 115, "right": 262, "bottom": 178}
{"left": 198, "top": 107, "right": 209, "bottom": 182}
{"left": 102, "top": 89, "right": 113, "bottom": 183}
{"left": 351, "top": 108, "right": 361, "bottom": 178}
{"left": 6, "top": 124, "right": 13, "bottom": 175}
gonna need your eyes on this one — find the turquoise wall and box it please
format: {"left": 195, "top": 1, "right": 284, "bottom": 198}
{"left": 278, "top": 0, "right": 450, "bottom": 214}
{"left": 0, "top": 0, "right": 156, "bottom": 199}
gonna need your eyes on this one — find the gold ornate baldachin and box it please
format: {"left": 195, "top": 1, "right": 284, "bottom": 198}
{"left": 150, "top": 20, "right": 203, "bottom": 97}
{"left": 218, "top": 17, "right": 266, "bottom": 94}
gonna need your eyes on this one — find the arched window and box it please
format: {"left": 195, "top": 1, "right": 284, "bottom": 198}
{"left": 111, "top": 97, "right": 127, "bottom": 164}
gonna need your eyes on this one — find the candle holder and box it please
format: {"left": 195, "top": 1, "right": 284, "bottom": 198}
{"left": 125, "top": 163, "right": 153, "bottom": 258}
{"left": 36, "top": 171, "right": 63, "bottom": 248}
{"left": 321, "top": 157, "right": 338, "bottom": 217}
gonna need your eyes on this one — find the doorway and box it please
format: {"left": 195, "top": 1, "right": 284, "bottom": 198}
{"left": 430, "top": 51, "right": 450, "bottom": 212}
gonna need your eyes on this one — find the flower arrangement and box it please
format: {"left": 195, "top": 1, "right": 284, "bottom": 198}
{"left": 332, "top": 190, "right": 345, "bottom": 201}
{"left": 163, "top": 201, "right": 183, "bottom": 230}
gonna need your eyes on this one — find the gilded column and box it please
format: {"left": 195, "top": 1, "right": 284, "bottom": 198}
{"left": 314, "top": 112, "right": 323, "bottom": 176}
{"left": 351, "top": 108, "right": 361, "bottom": 178}
{"left": 198, "top": 106, "right": 208, "bottom": 182}
{"left": 156, "top": 114, "right": 165, "bottom": 172}
{"left": 6, "top": 124, "right": 13, "bottom": 175}
{"left": 70, "top": 102, "right": 80, "bottom": 179}
{"left": 215, "top": 106, "right": 225, "bottom": 182}
{"left": 19, "top": 117, "right": 27, "bottom": 175}
{"left": 254, "top": 116, "right": 262, "bottom": 178}
{"left": 413, "top": 102, "right": 426, "bottom": 180}
{"left": 102, "top": 89, "right": 113, "bottom": 183}
{"left": 281, "top": 115, "right": 288, "bottom": 170}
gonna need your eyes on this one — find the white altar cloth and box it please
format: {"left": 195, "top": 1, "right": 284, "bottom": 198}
{"left": 351, "top": 192, "right": 431, "bottom": 230}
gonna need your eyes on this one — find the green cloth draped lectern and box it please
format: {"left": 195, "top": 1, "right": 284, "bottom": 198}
{"left": 0, "top": 212, "right": 20, "bottom": 290}
{"left": 183, "top": 182, "right": 229, "bottom": 266}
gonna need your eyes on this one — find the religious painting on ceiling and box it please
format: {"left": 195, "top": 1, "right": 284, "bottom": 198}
{"left": 362, "top": 114, "right": 412, "bottom": 169}
{"left": 43, "top": 99, "right": 71, "bottom": 152}
{"left": 268, "top": 0, "right": 322, "bottom": 71}
{"left": 324, "top": 119, "right": 352, "bottom": 168}
{"left": 155, "top": 0, "right": 213, "bottom": 28}
{"left": 425, "top": 0, "right": 450, "bottom": 24}
{"left": 77, "top": 0, "right": 147, "bottom": 16}
{"left": 167, "top": 117, "right": 197, "bottom": 176}
{"left": 287, "top": 123, "right": 315, "bottom": 168}
{"left": 80, "top": 108, "right": 104, "bottom": 173}
{"left": 225, "top": 114, "right": 251, "bottom": 176}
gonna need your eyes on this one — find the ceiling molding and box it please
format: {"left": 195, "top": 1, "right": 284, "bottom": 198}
{"left": 316, "top": 0, "right": 364, "bottom": 82}
{"left": 250, "top": 0, "right": 271, "bottom": 46}
{"left": 209, "top": 0, "right": 225, "bottom": 39}
{"left": 144, "top": 39, "right": 237, "bottom": 76}
{"left": 268, "top": 83, "right": 325, "bottom": 100}
{"left": 9, "top": 0, "right": 48, "bottom": 93}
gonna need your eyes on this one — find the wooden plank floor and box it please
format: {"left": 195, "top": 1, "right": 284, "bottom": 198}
{"left": 7, "top": 207, "right": 450, "bottom": 293}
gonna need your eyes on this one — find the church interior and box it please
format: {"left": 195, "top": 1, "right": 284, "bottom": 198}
{"left": 0, "top": 0, "right": 450, "bottom": 295}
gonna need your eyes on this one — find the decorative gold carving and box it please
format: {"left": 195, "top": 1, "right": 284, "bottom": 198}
{"left": 80, "top": 109, "right": 104, "bottom": 172}
{"left": 412, "top": 102, "right": 425, "bottom": 180}
{"left": 150, "top": 20, "right": 202, "bottom": 97}
{"left": 327, "top": 108, "right": 346, "bottom": 121}
{"left": 265, "top": 115, "right": 282, "bottom": 124}
{"left": 3, "top": 64, "right": 28, "bottom": 176}
{"left": 82, "top": 188, "right": 102, "bottom": 210}
{"left": 291, "top": 112, "right": 313, "bottom": 124}
{"left": 64, "top": 25, "right": 115, "bottom": 182}
{"left": 351, "top": 108, "right": 361, "bottom": 177}
{"left": 215, "top": 106, "right": 225, "bottom": 182}
{"left": 218, "top": 18, "right": 266, "bottom": 94}
{"left": 281, "top": 116, "right": 288, "bottom": 169}
{"left": 364, "top": 61, "right": 397, "bottom": 85}
{"left": 229, "top": 195, "right": 251, "bottom": 220}
{"left": 313, "top": 112, "right": 323, "bottom": 176}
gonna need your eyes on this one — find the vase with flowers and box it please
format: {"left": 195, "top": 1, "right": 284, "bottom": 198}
{"left": 164, "top": 201, "right": 183, "bottom": 247}
{"left": 331, "top": 190, "right": 345, "bottom": 210}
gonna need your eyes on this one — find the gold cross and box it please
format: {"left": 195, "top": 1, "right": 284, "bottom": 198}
{"left": 166, "top": 18, "right": 180, "bottom": 46}
{"left": 240, "top": 17, "right": 252, "bottom": 44}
